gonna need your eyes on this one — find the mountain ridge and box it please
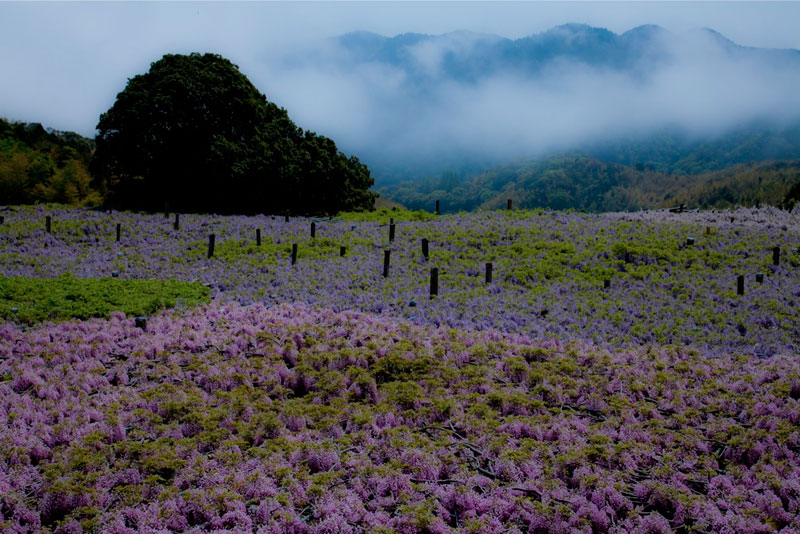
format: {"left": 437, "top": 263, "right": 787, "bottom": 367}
{"left": 318, "top": 23, "right": 800, "bottom": 186}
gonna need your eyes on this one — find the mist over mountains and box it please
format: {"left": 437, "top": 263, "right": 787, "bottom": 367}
{"left": 264, "top": 23, "right": 800, "bottom": 185}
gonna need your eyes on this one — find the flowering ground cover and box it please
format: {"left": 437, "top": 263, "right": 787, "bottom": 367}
{"left": 1, "top": 302, "right": 799, "bottom": 533}
{"left": 0, "top": 204, "right": 798, "bottom": 357}
{"left": 1, "top": 205, "right": 800, "bottom": 533}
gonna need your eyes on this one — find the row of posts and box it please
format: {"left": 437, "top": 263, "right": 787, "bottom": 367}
{"left": 32, "top": 197, "right": 512, "bottom": 241}
{"left": 24, "top": 215, "right": 793, "bottom": 295}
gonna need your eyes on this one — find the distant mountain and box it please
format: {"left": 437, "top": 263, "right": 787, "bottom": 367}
{"left": 313, "top": 24, "right": 800, "bottom": 186}
{"left": 335, "top": 24, "right": 800, "bottom": 88}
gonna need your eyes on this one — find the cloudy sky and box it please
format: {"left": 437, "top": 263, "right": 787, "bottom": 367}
{"left": 2, "top": 1, "right": 799, "bottom": 174}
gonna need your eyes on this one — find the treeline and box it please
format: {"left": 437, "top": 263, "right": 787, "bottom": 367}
{"left": 0, "top": 119, "right": 100, "bottom": 206}
{"left": 2, "top": 53, "right": 377, "bottom": 216}
{"left": 379, "top": 156, "right": 800, "bottom": 213}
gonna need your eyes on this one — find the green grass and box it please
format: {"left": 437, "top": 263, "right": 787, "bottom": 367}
{"left": 337, "top": 208, "right": 437, "bottom": 223}
{"left": 0, "top": 274, "right": 211, "bottom": 324}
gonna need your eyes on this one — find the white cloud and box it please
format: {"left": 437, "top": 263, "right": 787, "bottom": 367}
{"left": 1, "top": 1, "right": 798, "bottom": 173}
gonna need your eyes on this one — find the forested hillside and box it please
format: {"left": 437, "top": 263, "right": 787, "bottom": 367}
{"left": 0, "top": 118, "right": 99, "bottom": 206}
{"left": 379, "top": 156, "right": 800, "bottom": 213}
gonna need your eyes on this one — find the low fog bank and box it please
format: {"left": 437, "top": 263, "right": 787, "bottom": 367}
{"left": 257, "top": 25, "right": 800, "bottom": 183}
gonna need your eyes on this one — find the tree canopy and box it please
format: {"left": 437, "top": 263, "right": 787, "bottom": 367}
{"left": 91, "top": 53, "right": 375, "bottom": 215}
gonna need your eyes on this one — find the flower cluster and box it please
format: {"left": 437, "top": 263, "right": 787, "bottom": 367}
{"left": 1, "top": 302, "right": 799, "bottom": 533}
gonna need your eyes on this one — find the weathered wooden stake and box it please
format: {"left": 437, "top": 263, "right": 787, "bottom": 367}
{"left": 604, "top": 279, "right": 611, "bottom": 289}
{"left": 207, "top": 234, "right": 215, "bottom": 258}
{"left": 174, "top": 213, "right": 180, "bottom": 231}
{"left": 737, "top": 275, "right": 744, "bottom": 295}
{"left": 705, "top": 227, "right": 711, "bottom": 235}
{"left": 389, "top": 223, "right": 395, "bottom": 242}
{"left": 256, "top": 228, "right": 261, "bottom": 246}
{"left": 340, "top": 246, "right": 346, "bottom": 257}
{"left": 115, "top": 223, "right": 121, "bottom": 242}
{"left": 756, "top": 273, "right": 764, "bottom": 283}
{"left": 421, "top": 238, "right": 429, "bottom": 261}
{"left": 45, "top": 215, "right": 51, "bottom": 233}
{"left": 485, "top": 262, "right": 493, "bottom": 284}
{"left": 507, "top": 199, "right": 512, "bottom": 211}
{"left": 773, "top": 246, "right": 780, "bottom": 266}
{"left": 686, "top": 237, "right": 695, "bottom": 246}
{"left": 291, "top": 243, "right": 298, "bottom": 265}
{"left": 135, "top": 317, "right": 147, "bottom": 331}
{"left": 311, "top": 222, "right": 316, "bottom": 238}
{"left": 435, "top": 200, "right": 440, "bottom": 215}
{"left": 383, "top": 250, "right": 391, "bottom": 278}
{"left": 430, "top": 267, "right": 439, "bottom": 298}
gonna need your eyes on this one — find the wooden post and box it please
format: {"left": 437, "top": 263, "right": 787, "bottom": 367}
{"left": 604, "top": 279, "right": 611, "bottom": 289}
{"left": 383, "top": 250, "right": 391, "bottom": 278}
{"left": 46, "top": 216, "right": 51, "bottom": 233}
{"left": 390, "top": 217, "right": 394, "bottom": 225}
{"left": 421, "top": 238, "right": 429, "bottom": 261}
{"left": 340, "top": 245, "right": 346, "bottom": 257}
{"left": 135, "top": 317, "right": 147, "bottom": 331}
{"left": 174, "top": 213, "right": 180, "bottom": 231}
{"left": 773, "top": 246, "right": 780, "bottom": 266}
{"left": 291, "top": 243, "right": 298, "bottom": 265}
{"left": 285, "top": 212, "right": 290, "bottom": 223}
{"left": 256, "top": 228, "right": 261, "bottom": 246}
{"left": 705, "top": 227, "right": 711, "bottom": 235}
{"left": 756, "top": 273, "right": 764, "bottom": 283}
{"left": 485, "top": 262, "right": 493, "bottom": 284}
{"left": 435, "top": 200, "right": 440, "bottom": 215}
{"left": 311, "top": 222, "right": 316, "bottom": 238}
{"left": 686, "top": 237, "right": 694, "bottom": 246}
{"left": 389, "top": 223, "right": 395, "bottom": 242}
{"left": 737, "top": 275, "right": 744, "bottom": 295}
{"left": 207, "top": 234, "right": 215, "bottom": 258}
{"left": 115, "top": 223, "right": 121, "bottom": 242}
{"left": 507, "top": 199, "right": 512, "bottom": 211}
{"left": 430, "top": 267, "right": 439, "bottom": 298}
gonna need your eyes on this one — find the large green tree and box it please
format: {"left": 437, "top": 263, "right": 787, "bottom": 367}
{"left": 91, "top": 53, "right": 375, "bottom": 215}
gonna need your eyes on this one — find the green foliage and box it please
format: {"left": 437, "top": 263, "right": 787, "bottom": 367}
{"left": 0, "top": 118, "right": 100, "bottom": 206}
{"left": 337, "top": 208, "right": 437, "bottom": 222}
{"left": 0, "top": 273, "right": 210, "bottom": 324}
{"left": 91, "top": 53, "right": 376, "bottom": 216}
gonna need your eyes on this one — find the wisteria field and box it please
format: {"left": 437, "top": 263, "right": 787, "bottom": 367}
{"left": 1, "top": 205, "right": 800, "bottom": 533}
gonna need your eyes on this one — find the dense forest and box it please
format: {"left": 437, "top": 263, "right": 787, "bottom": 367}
{"left": 0, "top": 118, "right": 99, "bottom": 206}
{"left": 379, "top": 156, "right": 800, "bottom": 213}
